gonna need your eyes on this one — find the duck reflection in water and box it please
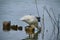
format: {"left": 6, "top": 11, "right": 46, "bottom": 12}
{"left": 23, "top": 25, "right": 41, "bottom": 40}
{"left": 3, "top": 21, "right": 41, "bottom": 40}
{"left": 3, "top": 21, "right": 23, "bottom": 31}
{"left": 3, "top": 21, "right": 11, "bottom": 31}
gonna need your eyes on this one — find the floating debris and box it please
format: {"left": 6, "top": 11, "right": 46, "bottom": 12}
{"left": 3, "top": 21, "right": 11, "bottom": 31}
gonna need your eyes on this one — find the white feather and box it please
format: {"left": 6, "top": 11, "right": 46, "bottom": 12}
{"left": 20, "top": 15, "right": 38, "bottom": 28}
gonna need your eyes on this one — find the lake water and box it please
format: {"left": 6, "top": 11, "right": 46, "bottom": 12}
{"left": 0, "top": 0, "right": 60, "bottom": 40}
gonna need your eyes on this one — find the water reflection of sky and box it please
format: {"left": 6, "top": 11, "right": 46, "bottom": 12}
{"left": 0, "top": 0, "right": 60, "bottom": 40}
